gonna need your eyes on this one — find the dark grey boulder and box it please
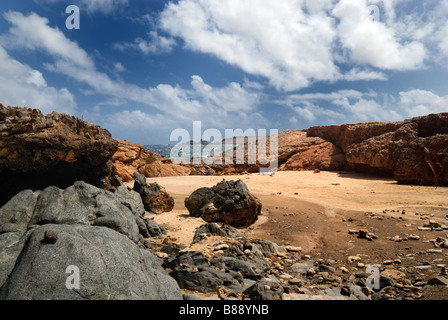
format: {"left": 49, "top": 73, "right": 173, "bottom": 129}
{"left": 0, "top": 224, "right": 182, "bottom": 300}
{"left": 163, "top": 251, "right": 244, "bottom": 294}
{"left": 163, "top": 251, "right": 210, "bottom": 270}
{"left": 191, "top": 222, "right": 245, "bottom": 244}
{"left": 29, "top": 181, "right": 140, "bottom": 243}
{"left": 0, "top": 181, "right": 183, "bottom": 300}
{"left": 169, "top": 266, "right": 243, "bottom": 294}
{"left": 115, "top": 185, "right": 145, "bottom": 217}
{"left": 133, "top": 173, "right": 174, "bottom": 214}
{"left": 184, "top": 180, "right": 262, "bottom": 228}
{"left": 243, "top": 278, "right": 283, "bottom": 300}
{"left": 210, "top": 257, "right": 261, "bottom": 280}
{"left": 0, "top": 190, "right": 40, "bottom": 289}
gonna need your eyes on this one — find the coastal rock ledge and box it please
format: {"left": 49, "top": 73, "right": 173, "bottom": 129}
{"left": 0, "top": 104, "right": 119, "bottom": 207}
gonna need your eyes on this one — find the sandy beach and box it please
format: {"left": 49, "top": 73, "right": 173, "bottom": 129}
{"left": 137, "top": 171, "right": 448, "bottom": 256}
{"left": 131, "top": 171, "right": 448, "bottom": 299}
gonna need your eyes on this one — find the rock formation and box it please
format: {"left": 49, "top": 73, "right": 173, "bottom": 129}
{"left": 276, "top": 130, "right": 348, "bottom": 172}
{"left": 113, "top": 139, "right": 191, "bottom": 182}
{"left": 206, "top": 130, "right": 349, "bottom": 174}
{"left": 307, "top": 121, "right": 404, "bottom": 154}
{"left": 184, "top": 180, "right": 262, "bottom": 228}
{"left": 341, "top": 114, "right": 448, "bottom": 185}
{"left": 0, "top": 181, "right": 182, "bottom": 300}
{"left": 0, "top": 105, "right": 119, "bottom": 207}
{"left": 133, "top": 172, "right": 175, "bottom": 214}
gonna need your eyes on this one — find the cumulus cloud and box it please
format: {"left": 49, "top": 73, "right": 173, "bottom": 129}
{"left": 0, "top": 45, "right": 75, "bottom": 114}
{"left": 0, "top": 10, "right": 261, "bottom": 130}
{"left": 157, "top": 0, "right": 434, "bottom": 91}
{"left": 159, "top": 0, "right": 340, "bottom": 92}
{"left": 279, "top": 89, "right": 448, "bottom": 127}
{"left": 333, "top": 0, "right": 426, "bottom": 70}
{"left": 114, "top": 31, "right": 176, "bottom": 55}
{"left": 1, "top": 11, "right": 94, "bottom": 69}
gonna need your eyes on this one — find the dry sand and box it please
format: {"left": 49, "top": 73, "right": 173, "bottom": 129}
{"left": 141, "top": 171, "right": 448, "bottom": 255}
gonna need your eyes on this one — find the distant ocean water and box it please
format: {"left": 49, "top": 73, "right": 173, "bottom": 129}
{"left": 144, "top": 145, "right": 173, "bottom": 158}
{"left": 144, "top": 143, "right": 237, "bottom": 161}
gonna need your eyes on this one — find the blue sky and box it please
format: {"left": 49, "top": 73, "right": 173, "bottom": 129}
{"left": 0, "top": 0, "right": 447, "bottom": 144}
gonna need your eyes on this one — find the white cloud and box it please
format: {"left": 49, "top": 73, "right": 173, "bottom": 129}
{"left": 113, "top": 62, "right": 125, "bottom": 72}
{"left": 80, "top": 0, "right": 128, "bottom": 14}
{"left": 0, "top": 45, "right": 75, "bottom": 114}
{"left": 397, "top": 90, "right": 448, "bottom": 118}
{"left": 114, "top": 31, "right": 176, "bottom": 55}
{"left": 278, "top": 88, "right": 448, "bottom": 127}
{"left": 159, "top": 0, "right": 340, "bottom": 92}
{"left": 333, "top": 0, "right": 426, "bottom": 70}
{"left": 0, "top": 10, "right": 262, "bottom": 131}
{"left": 157, "top": 0, "right": 436, "bottom": 91}
{"left": 1, "top": 11, "right": 94, "bottom": 69}
{"left": 341, "top": 68, "right": 387, "bottom": 81}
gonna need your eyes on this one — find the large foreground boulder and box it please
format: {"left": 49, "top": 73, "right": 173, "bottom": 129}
{"left": 0, "top": 224, "right": 180, "bottom": 300}
{"left": 0, "top": 181, "right": 182, "bottom": 300}
{"left": 0, "top": 105, "right": 119, "bottom": 207}
{"left": 184, "top": 180, "right": 262, "bottom": 228}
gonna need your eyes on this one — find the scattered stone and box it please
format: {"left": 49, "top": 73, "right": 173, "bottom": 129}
{"left": 382, "top": 269, "right": 406, "bottom": 282}
{"left": 390, "top": 235, "right": 403, "bottom": 242}
{"left": 427, "top": 249, "right": 443, "bottom": 253}
{"left": 288, "top": 278, "right": 303, "bottom": 286}
{"left": 355, "top": 229, "right": 377, "bottom": 240}
{"left": 214, "top": 244, "right": 230, "bottom": 251}
{"left": 285, "top": 245, "right": 302, "bottom": 252}
{"left": 425, "top": 220, "right": 442, "bottom": 228}
{"left": 415, "top": 265, "right": 432, "bottom": 271}
{"left": 319, "top": 265, "right": 336, "bottom": 273}
{"left": 427, "top": 276, "right": 448, "bottom": 286}
{"left": 191, "top": 223, "right": 245, "bottom": 245}
{"left": 348, "top": 256, "right": 362, "bottom": 263}
{"left": 291, "top": 260, "right": 315, "bottom": 274}
{"left": 43, "top": 230, "right": 58, "bottom": 244}
{"left": 243, "top": 278, "right": 283, "bottom": 300}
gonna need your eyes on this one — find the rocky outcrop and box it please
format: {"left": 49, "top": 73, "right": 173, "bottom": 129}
{"left": 208, "top": 130, "right": 349, "bottom": 174}
{"left": 133, "top": 173, "right": 175, "bottom": 214}
{"left": 185, "top": 180, "right": 262, "bottom": 228}
{"left": 344, "top": 114, "right": 448, "bottom": 185}
{"left": 306, "top": 113, "right": 448, "bottom": 186}
{"left": 0, "top": 105, "right": 119, "bottom": 207}
{"left": 113, "top": 140, "right": 191, "bottom": 182}
{"left": 307, "top": 121, "right": 404, "bottom": 153}
{"left": 276, "top": 130, "right": 348, "bottom": 172}
{"left": 0, "top": 181, "right": 182, "bottom": 300}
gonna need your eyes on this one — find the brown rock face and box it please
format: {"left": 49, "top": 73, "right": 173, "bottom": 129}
{"left": 113, "top": 140, "right": 191, "bottom": 182}
{"left": 307, "top": 122, "right": 404, "bottom": 153}
{"left": 341, "top": 114, "right": 448, "bottom": 185}
{"left": 212, "top": 130, "right": 349, "bottom": 174}
{"left": 276, "top": 131, "right": 348, "bottom": 172}
{"left": 0, "top": 105, "right": 118, "bottom": 206}
{"left": 391, "top": 120, "right": 448, "bottom": 186}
